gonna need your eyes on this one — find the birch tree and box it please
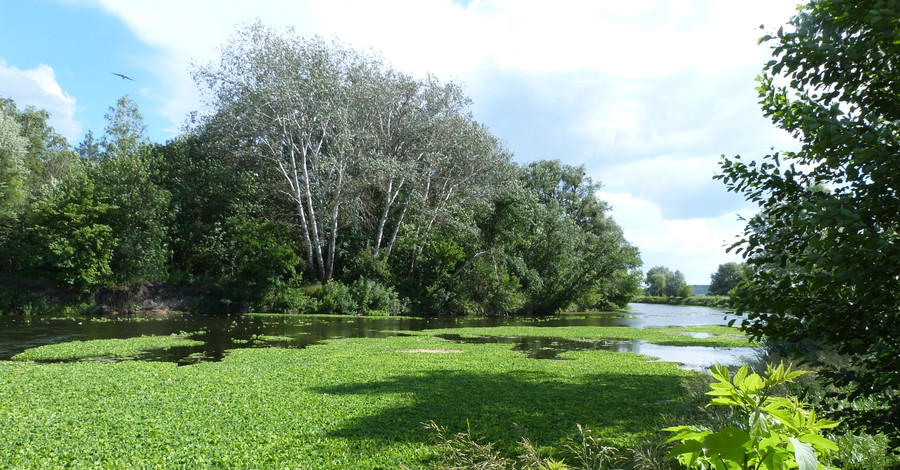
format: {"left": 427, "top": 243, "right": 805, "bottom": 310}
{"left": 193, "top": 23, "right": 513, "bottom": 283}
{"left": 194, "top": 24, "right": 369, "bottom": 283}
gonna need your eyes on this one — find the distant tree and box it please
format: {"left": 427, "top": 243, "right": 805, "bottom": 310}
{"left": 708, "top": 262, "right": 743, "bottom": 295}
{"left": 76, "top": 130, "right": 101, "bottom": 161}
{"left": 717, "top": 0, "right": 900, "bottom": 442}
{"left": 644, "top": 266, "right": 670, "bottom": 297}
{"left": 665, "top": 270, "right": 690, "bottom": 298}
{"left": 644, "top": 266, "right": 691, "bottom": 298}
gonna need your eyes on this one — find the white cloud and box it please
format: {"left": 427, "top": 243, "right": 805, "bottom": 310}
{"left": 0, "top": 58, "right": 81, "bottom": 141}
{"left": 598, "top": 154, "right": 751, "bottom": 219}
{"left": 599, "top": 190, "right": 751, "bottom": 284}
{"left": 83, "top": 0, "right": 801, "bottom": 132}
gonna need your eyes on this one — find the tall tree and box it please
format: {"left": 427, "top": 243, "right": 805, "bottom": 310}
{"left": 717, "top": 0, "right": 899, "bottom": 441}
{"left": 643, "top": 266, "right": 691, "bottom": 298}
{"left": 193, "top": 23, "right": 511, "bottom": 284}
{"left": 0, "top": 97, "right": 78, "bottom": 196}
{"left": 516, "top": 161, "right": 641, "bottom": 313}
{"left": 0, "top": 105, "right": 28, "bottom": 226}
{"left": 95, "top": 96, "right": 172, "bottom": 282}
{"left": 194, "top": 25, "right": 384, "bottom": 283}
{"left": 708, "top": 262, "right": 743, "bottom": 295}
{"left": 19, "top": 174, "right": 115, "bottom": 290}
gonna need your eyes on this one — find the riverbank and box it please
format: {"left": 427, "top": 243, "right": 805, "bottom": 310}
{"left": 633, "top": 295, "right": 731, "bottom": 309}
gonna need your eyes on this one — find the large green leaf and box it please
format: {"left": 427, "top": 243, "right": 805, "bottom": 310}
{"left": 788, "top": 437, "right": 817, "bottom": 470}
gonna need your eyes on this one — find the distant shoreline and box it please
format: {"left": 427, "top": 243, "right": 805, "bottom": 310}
{"left": 632, "top": 295, "right": 731, "bottom": 309}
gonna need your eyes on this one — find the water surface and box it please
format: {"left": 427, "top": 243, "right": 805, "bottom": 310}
{"left": 0, "top": 303, "right": 753, "bottom": 369}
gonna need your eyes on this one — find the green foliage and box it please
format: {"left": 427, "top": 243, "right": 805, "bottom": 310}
{"left": 221, "top": 217, "right": 302, "bottom": 305}
{"left": 263, "top": 284, "right": 319, "bottom": 314}
{"left": 644, "top": 267, "right": 691, "bottom": 298}
{"left": 0, "top": 97, "right": 81, "bottom": 266}
{"left": 346, "top": 277, "right": 405, "bottom": 316}
{"left": 94, "top": 96, "right": 172, "bottom": 283}
{"left": 0, "top": 104, "right": 28, "bottom": 224}
{"left": 0, "top": 97, "right": 77, "bottom": 193}
{"left": 153, "top": 136, "right": 280, "bottom": 279}
{"left": 439, "top": 160, "right": 641, "bottom": 316}
{"left": 11, "top": 333, "right": 203, "bottom": 361}
{"left": 318, "top": 280, "right": 358, "bottom": 315}
{"left": 0, "top": 328, "right": 695, "bottom": 468}
{"left": 317, "top": 278, "right": 404, "bottom": 315}
{"left": 708, "top": 263, "right": 744, "bottom": 296}
{"left": 717, "top": 0, "right": 900, "bottom": 441}
{"left": 0, "top": 285, "right": 53, "bottom": 315}
{"left": 515, "top": 161, "right": 641, "bottom": 313}
{"left": 665, "top": 363, "right": 840, "bottom": 469}
{"left": 19, "top": 175, "right": 115, "bottom": 291}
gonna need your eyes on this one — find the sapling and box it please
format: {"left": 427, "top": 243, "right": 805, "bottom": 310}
{"left": 665, "top": 362, "right": 840, "bottom": 470}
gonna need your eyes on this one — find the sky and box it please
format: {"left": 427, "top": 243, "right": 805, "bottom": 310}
{"left": 0, "top": 0, "right": 802, "bottom": 284}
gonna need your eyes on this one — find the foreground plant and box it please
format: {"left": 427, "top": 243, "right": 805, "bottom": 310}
{"left": 425, "top": 421, "right": 626, "bottom": 470}
{"left": 665, "top": 363, "right": 840, "bottom": 469}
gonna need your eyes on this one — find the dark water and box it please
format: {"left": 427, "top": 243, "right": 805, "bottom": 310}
{"left": 0, "top": 303, "right": 754, "bottom": 370}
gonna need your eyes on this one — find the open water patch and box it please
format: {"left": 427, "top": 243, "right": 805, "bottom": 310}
{"left": 435, "top": 333, "right": 755, "bottom": 369}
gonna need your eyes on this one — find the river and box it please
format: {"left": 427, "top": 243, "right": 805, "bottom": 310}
{"left": 0, "top": 303, "right": 755, "bottom": 370}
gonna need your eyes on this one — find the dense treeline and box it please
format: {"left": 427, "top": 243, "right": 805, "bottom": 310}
{"left": 0, "top": 24, "right": 641, "bottom": 316}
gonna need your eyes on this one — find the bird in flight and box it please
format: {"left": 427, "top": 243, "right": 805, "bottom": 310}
{"left": 112, "top": 72, "right": 134, "bottom": 81}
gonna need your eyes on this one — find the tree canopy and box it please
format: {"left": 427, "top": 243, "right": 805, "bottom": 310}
{"left": 0, "top": 23, "right": 643, "bottom": 316}
{"left": 643, "top": 266, "right": 692, "bottom": 298}
{"left": 708, "top": 262, "right": 744, "bottom": 296}
{"left": 718, "top": 0, "right": 899, "bottom": 441}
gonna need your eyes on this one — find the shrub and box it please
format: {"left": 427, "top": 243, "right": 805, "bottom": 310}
{"left": 264, "top": 285, "right": 318, "bottom": 314}
{"left": 665, "top": 363, "right": 840, "bottom": 469}
{"left": 318, "top": 280, "right": 358, "bottom": 315}
{"left": 347, "top": 278, "right": 404, "bottom": 316}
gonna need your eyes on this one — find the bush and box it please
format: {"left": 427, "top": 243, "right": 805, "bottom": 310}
{"left": 318, "top": 281, "right": 357, "bottom": 315}
{"left": 665, "top": 363, "right": 840, "bottom": 469}
{"left": 264, "top": 285, "right": 318, "bottom": 314}
{"left": 317, "top": 278, "right": 405, "bottom": 316}
{"left": 347, "top": 278, "right": 404, "bottom": 316}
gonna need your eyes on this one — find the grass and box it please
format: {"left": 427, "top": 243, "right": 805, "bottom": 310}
{"left": 10, "top": 333, "right": 204, "bottom": 362}
{"left": 0, "top": 332, "right": 697, "bottom": 469}
{"left": 410, "top": 325, "right": 757, "bottom": 348}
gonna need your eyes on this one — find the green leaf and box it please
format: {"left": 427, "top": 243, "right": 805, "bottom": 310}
{"left": 798, "top": 433, "right": 838, "bottom": 452}
{"left": 733, "top": 364, "right": 749, "bottom": 388}
{"left": 788, "top": 437, "right": 817, "bottom": 470}
{"left": 710, "top": 364, "right": 734, "bottom": 385}
{"left": 767, "top": 408, "right": 800, "bottom": 430}
{"left": 741, "top": 374, "right": 764, "bottom": 395}
{"left": 703, "top": 427, "right": 750, "bottom": 463}
{"left": 664, "top": 426, "right": 711, "bottom": 443}
{"left": 709, "top": 397, "right": 742, "bottom": 407}
{"left": 667, "top": 439, "right": 702, "bottom": 460}
{"left": 748, "top": 411, "right": 769, "bottom": 441}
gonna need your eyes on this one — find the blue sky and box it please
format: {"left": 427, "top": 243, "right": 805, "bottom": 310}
{"left": 0, "top": 0, "right": 801, "bottom": 284}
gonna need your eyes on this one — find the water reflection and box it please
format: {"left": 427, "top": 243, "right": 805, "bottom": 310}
{"left": 436, "top": 332, "right": 754, "bottom": 370}
{"left": 0, "top": 303, "right": 750, "bottom": 369}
